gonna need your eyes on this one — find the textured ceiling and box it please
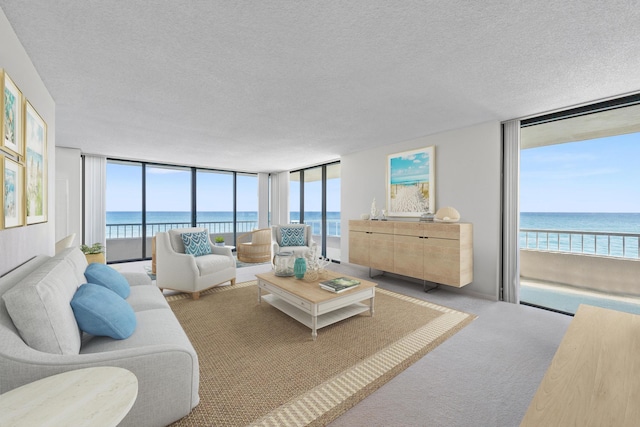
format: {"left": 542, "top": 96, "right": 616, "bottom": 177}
{"left": 1, "top": 1, "right": 639, "bottom": 173}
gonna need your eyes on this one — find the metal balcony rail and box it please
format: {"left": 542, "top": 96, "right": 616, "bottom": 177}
{"left": 290, "top": 219, "right": 341, "bottom": 237}
{"left": 106, "top": 221, "right": 259, "bottom": 239}
{"left": 520, "top": 228, "right": 640, "bottom": 259}
{"left": 107, "top": 219, "right": 342, "bottom": 239}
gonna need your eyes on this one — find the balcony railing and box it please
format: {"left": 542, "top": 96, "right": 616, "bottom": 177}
{"left": 106, "top": 221, "right": 259, "bottom": 239}
{"left": 290, "top": 219, "right": 341, "bottom": 237}
{"left": 106, "top": 219, "right": 342, "bottom": 239}
{"left": 520, "top": 228, "right": 640, "bottom": 259}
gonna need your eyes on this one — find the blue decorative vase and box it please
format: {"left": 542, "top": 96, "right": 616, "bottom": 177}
{"left": 294, "top": 257, "right": 307, "bottom": 279}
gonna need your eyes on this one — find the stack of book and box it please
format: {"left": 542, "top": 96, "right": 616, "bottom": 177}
{"left": 319, "top": 277, "right": 360, "bottom": 293}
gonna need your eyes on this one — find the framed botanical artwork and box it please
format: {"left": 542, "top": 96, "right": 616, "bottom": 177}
{"left": 2, "top": 155, "right": 25, "bottom": 229}
{"left": 1, "top": 70, "right": 24, "bottom": 158}
{"left": 386, "top": 146, "right": 435, "bottom": 217}
{"left": 24, "top": 101, "right": 47, "bottom": 224}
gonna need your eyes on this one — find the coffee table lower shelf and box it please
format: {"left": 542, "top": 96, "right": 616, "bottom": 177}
{"left": 261, "top": 294, "right": 371, "bottom": 339}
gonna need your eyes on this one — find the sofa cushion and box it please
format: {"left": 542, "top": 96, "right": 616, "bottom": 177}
{"left": 279, "top": 226, "right": 306, "bottom": 246}
{"left": 53, "top": 247, "right": 89, "bottom": 284}
{"left": 71, "top": 283, "right": 136, "bottom": 339}
{"left": 80, "top": 308, "right": 196, "bottom": 356}
{"left": 85, "top": 263, "right": 130, "bottom": 299}
{"left": 127, "top": 285, "right": 170, "bottom": 311}
{"left": 181, "top": 231, "right": 212, "bottom": 257}
{"left": 122, "top": 271, "right": 152, "bottom": 287}
{"left": 2, "top": 258, "right": 82, "bottom": 355}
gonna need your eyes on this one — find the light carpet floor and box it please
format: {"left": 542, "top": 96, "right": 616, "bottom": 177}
{"left": 167, "top": 280, "right": 475, "bottom": 426}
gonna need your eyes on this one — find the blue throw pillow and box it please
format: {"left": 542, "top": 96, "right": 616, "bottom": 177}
{"left": 85, "top": 263, "right": 130, "bottom": 299}
{"left": 181, "top": 231, "right": 212, "bottom": 256}
{"left": 280, "top": 227, "right": 306, "bottom": 246}
{"left": 70, "top": 283, "right": 136, "bottom": 340}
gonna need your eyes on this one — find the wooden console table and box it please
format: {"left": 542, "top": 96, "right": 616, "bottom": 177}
{"left": 348, "top": 220, "right": 473, "bottom": 287}
{"left": 521, "top": 304, "right": 640, "bottom": 426}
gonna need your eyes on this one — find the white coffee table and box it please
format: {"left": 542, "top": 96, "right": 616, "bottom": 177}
{"left": 0, "top": 366, "right": 138, "bottom": 427}
{"left": 256, "top": 271, "right": 376, "bottom": 340}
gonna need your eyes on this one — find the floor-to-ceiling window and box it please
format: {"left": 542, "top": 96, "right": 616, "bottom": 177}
{"left": 105, "top": 159, "right": 258, "bottom": 262}
{"left": 105, "top": 161, "right": 142, "bottom": 262}
{"left": 304, "top": 166, "right": 323, "bottom": 245}
{"left": 145, "top": 165, "right": 191, "bottom": 257}
{"left": 326, "top": 163, "right": 341, "bottom": 260}
{"left": 196, "top": 170, "right": 234, "bottom": 243}
{"left": 236, "top": 173, "right": 258, "bottom": 240}
{"left": 289, "top": 171, "right": 301, "bottom": 223}
{"left": 517, "top": 96, "right": 640, "bottom": 314}
{"left": 290, "top": 162, "right": 341, "bottom": 261}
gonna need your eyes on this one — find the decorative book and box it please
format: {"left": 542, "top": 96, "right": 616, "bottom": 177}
{"left": 319, "top": 277, "right": 360, "bottom": 293}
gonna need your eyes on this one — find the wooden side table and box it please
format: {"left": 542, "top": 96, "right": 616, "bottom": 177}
{"left": 521, "top": 305, "right": 640, "bottom": 426}
{"left": 0, "top": 367, "right": 138, "bottom": 427}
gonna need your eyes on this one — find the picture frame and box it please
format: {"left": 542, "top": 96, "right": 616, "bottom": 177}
{"left": 2, "top": 155, "right": 25, "bottom": 229}
{"left": 24, "top": 101, "right": 47, "bottom": 225}
{"left": 1, "top": 70, "right": 24, "bottom": 158}
{"left": 386, "top": 146, "right": 435, "bottom": 217}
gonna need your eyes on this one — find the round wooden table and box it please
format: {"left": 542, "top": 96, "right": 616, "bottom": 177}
{"left": 0, "top": 366, "right": 138, "bottom": 427}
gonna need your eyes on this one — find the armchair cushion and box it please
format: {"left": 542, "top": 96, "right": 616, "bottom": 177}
{"left": 181, "top": 231, "right": 213, "bottom": 257}
{"left": 195, "top": 254, "right": 234, "bottom": 276}
{"left": 279, "top": 226, "right": 306, "bottom": 246}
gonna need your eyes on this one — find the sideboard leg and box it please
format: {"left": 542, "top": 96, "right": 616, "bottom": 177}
{"left": 423, "top": 281, "right": 440, "bottom": 293}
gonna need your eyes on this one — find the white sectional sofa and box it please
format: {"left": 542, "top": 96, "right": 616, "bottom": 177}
{"left": 0, "top": 247, "right": 199, "bottom": 427}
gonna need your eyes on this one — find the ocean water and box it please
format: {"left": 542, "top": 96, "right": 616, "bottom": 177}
{"left": 521, "top": 212, "right": 640, "bottom": 233}
{"left": 520, "top": 212, "right": 640, "bottom": 258}
{"left": 106, "top": 211, "right": 341, "bottom": 238}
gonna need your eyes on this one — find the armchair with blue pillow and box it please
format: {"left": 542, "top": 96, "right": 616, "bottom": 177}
{"left": 155, "top": 227, "right": 236, "bottom": 300}
{"left": 271, "top": 224, "right": 318, "bottom": 263}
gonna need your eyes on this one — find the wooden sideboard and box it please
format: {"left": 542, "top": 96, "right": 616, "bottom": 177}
{"left": 348, "top": 220, "right": 473, "bottom": 287}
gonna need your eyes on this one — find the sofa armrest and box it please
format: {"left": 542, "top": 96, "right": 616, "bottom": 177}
{"left": 0, "top": 343, "right": 198, "bottom": 427}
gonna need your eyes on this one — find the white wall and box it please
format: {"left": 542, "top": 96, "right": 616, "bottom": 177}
{"left": 55, "top": 147, "right": 82, "bottom": 244}
{"left": 0, "top": 8, "right": 56, "bottom": 276}
{"left": 341, "top": 121, "right": 502, "bottom": 300}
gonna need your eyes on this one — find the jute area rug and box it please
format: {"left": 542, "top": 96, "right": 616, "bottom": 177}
{"left": 168, "top": 281, "right": 476, "bottom": 427}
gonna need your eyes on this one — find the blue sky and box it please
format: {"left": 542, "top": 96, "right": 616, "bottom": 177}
{"left": 107, "top": 164, "right": 340, "bottom": 212}
{"left": 520, "top": 132, "right": 640, "bottom": 212}
{"left": 389, "top": 151, "right": 429, "bottom": 184}
{"left": 289, "top": 178, "right": 341, "bottom": 212}
{"left": 106, "top": 165, "right": 258, "bottom": 211}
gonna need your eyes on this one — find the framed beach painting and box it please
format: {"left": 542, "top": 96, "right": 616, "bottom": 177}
{"left": 1, "top": 70, "right": 24, "bottom": 158}
{"left": 24, "top": 101, "right": 47, "bottom": 224}
{"left": 386, "top": 146, "right": 435, "bottom": 217}
{"left": 2, "top": 155, "right": 25, "bottom": 229}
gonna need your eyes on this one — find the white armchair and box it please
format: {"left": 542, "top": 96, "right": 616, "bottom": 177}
{"left": 155, "top": 227, "right": 236, "bottom": 300}
{"left": 271, "top": 224, "right": 318, "bottom": 261}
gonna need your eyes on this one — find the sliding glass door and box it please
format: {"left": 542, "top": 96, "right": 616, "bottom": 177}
{"left": 513, "top": 95, "right": 640, "bottom": 314}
